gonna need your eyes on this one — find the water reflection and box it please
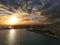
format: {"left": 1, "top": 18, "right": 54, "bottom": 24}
{"left": 9, "top": 29, "right": 15, "bottom": 40}
{"left": 0, "top": 29, "right": 60, "bottom": 45}
{"left": 8, "top": 29, "right": 15, "bottom": 45}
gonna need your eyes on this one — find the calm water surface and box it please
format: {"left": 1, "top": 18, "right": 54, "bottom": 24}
{"left": 0, "top": 29, "right": 60, "bottom": 45}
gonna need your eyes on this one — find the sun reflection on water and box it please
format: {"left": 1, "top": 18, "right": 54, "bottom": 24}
{"left": 8, "top": 29, "right": 15, "bottom": 45}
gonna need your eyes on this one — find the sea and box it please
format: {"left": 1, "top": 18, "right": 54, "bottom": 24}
{"left": 0, "top": 29, "right": 60, "bottom": 45}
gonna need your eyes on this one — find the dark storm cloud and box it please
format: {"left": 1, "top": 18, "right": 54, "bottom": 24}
{"left": 41, "top": 0, "right": 60, "bottom": 18}
{"left": 2, "top": 0, "right": 60, "bottom": 16}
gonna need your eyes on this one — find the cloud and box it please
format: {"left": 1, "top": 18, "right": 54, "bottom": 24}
{"left": 0, "top": 0, "right": 60, "bottom": 24}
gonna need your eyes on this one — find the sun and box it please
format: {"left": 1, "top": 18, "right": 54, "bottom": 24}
{"left": 8, "top": 15, "right": 19, "bottom": 25}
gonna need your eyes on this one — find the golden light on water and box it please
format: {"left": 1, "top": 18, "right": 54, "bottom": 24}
{"left": 9, "top": 29, "right": 15, "bottom": 39}
{"left": 8, "top": 15, "right": 19, "bottom": 25}
{"left": 8, "top": 29, "right": 15, "bottom": 45}
{"left": 10, "top": 29, "right": 15, "bottom": 34}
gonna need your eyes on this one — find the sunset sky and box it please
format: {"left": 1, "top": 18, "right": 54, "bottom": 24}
{"left": 0, "top": 0, "right": 60, "bottom": 25}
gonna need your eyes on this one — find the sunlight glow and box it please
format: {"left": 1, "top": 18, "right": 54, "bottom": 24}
{"left": 8, "top": 15, "right": 19, "bottom": 25}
